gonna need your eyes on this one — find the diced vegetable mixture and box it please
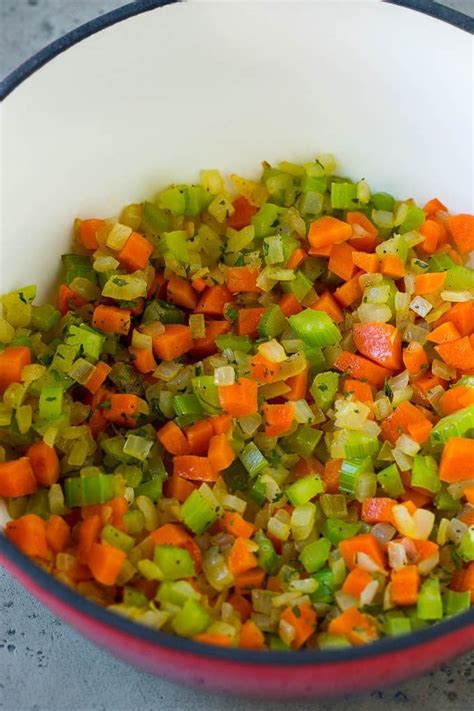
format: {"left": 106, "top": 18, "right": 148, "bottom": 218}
{"left": 1, "top": 156, "right": 474, "bottom": 651}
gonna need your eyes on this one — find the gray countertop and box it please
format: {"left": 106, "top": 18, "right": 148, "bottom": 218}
{"left": 1, "top": 2, "right": 473, "bottom": 710}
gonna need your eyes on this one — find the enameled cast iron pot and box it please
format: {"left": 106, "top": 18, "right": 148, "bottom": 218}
{"left": 1, "top": 0, "right": 473, "bottom": 697}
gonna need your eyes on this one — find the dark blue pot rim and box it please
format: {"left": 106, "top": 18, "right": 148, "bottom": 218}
{"left": 0, "top": 0, "right": 473, "bottom": 669}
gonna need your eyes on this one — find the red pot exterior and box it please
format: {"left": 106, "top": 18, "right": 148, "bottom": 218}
{"left": 2, "top": 554, "right": 474, "bottom": 697}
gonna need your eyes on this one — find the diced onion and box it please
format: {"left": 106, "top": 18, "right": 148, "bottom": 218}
{"left": 395, "top": 434, "right": 420, "bottom": 456}
{"left": 356, "top": 551, "right": 386, "bottom": 574}
{"left": 292, "top": 399, "right": 315, "bottom": 424}
{"left": 214, "top": 366, "right": 235, "bottom": 386}
{"left": 432, "top": 359, "right": 456, "bottom": 381}
{"left": 388, "top": 541, "right": 408, "bottom": 570}
{"left": 441, "top": 290, "right": 473, "bottom": 302}
{"left": 412, "top": 508, "right": 435, "bottom": 540}
{"left": 410, "top": 296, "right": 433, "bottom": 317}
{"left": 360, "top": 579, "right": 379, "bottom": 607}
{"left": 106, "top": 222, "right": 132, "bottom": 250}
{"left": 372, "top": 523, "right": 396, "bottom": 546}
{"left": 335, "top": 591, "right": 357, "bottom": 611}
{"left": 257, "top": 339, "right": 287, "bottom": 363}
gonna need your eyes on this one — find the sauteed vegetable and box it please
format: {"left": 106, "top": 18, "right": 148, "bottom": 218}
{"left": 1, "top": 156, "right": 473, "bottom": 650}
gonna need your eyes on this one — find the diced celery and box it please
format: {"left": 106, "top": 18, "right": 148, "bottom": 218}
{"left": 39, "top": 387, "right": 63, "bottom": 420}
{"left": 282, "top": 425, "right": 322, "bottom": 459}
{"left": 281, "top": 271, "right": 313, "bottom": 302}
{"left": 428, "top": 253, "right": 455, "bottom": 272}
{"left": 258, "top": 305, "right": 288, "bottom": 339}
{"left": 417, "top": 578, "right": 443, "bottom": 620}
{"left": 443, "top": 590, "right": 471, "bottom": 616}
{"left": 331, "top": 182, "right": 357, "bottom": 210}
{"left": 377, "top": 463, "right": 405, "bottom": 497}
{"left": 285, "top": 474, "right": 324, "bottom": 506}
{"left": 254, "top": 530, "right": 279, "bottom": 574}
{"left": 239, "top": 442, "right": 268, "bottom": 477}
{"left": 64, "top": 472, "right": 116, "bottom": 507}
{"left": 192, "top": 376, "right": 221, "bottom": 414}
{"left": 458, "top": 528, "right": 474, "bottom": 561}
{"left": 156, "top": 580, "right": 200, "bottom": 607}
{"left": 141, "top": 201, "right": 171, "bottom": 233}
{"left": 160, "top": 231, "right": 189, "bottom": 263}
{"left": 384, "top": 611, "right": 411, "bottom": 636}
{"left": 154, "top": 545, "right": 195, "bottom": 580}
{"left": 65, "top": 324, "right": 104, "bottom": 361}
{"left": 172, "top": 599, "right": 210, "bottom": 637}
{"left": 430, "top": 406, "right": 474, "bottom": 445}
{"left": 444, "top": 266, "right": 474, "bottom": 291}
{"left": 181, "top": 488, "right": 218, "bottom": 534}
{"left": 399, "top": 205, "right": 425, "bottom": 234}
{"left": 411, "top": 455, "right": 441, "bottom": 494}
{"left": 101, "top": 524, "right": 135, "bottom": 552}
{"left": 310, "top": 371, "right": 339, "bottom": 411}
{"left": 323, "top": 517, "right": 361, "bottom": 545}
{"left": 289, "top": 310, "right": 341, "bottom": 347}
{"left": 251, "top": 203, "right": 283, "bottom": 238}
{"left": 299, "top": 537, "right": 330, "bottom": 573}
{"left": 31, "top": 304, "right": 61, "bottom": 332}
{"left": 123, "top": 586, "right": 148, "bottom": 608}
{"left": 371, "top": 192, "right": 395, "bottom": 211}
{"left": 339, "top": 457, "right": 373, "bottom": 496}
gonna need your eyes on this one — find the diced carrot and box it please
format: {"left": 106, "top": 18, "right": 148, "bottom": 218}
{"left": 173, "top": 455, "right": 218, "bottom": 482}
{"left": 228, "top": 537, "right": 258, "bottom": 577}
{"left": 343, "top": 379, "right": 373, "bottom": 403}
{"left": 78, "top": 218, "right": 104, "bottom": 250}
{"left": 208, "top": 433, "right": 236, "bottom": 471}
{"left": 227, "top": 196, "right": 258, "bottom": 229}
{"left": 0, "top": 346, "right": 31, "bottom": 393}
{"left": 129, "top": 346, "right": 157, "bottom": 374}
{"left": 150, "top": 523, "right": 201, "bottom": 573}
{"left": 92, "top": 305, "right": 131, "bottom": 335}
{"left": 27, "top": 441, "right": 60, "bottom": 487}
{"left": 228, "top": 593, "right": 253, "bottom": 622}
{"left": 464, "top": 486, "right": 474, "bottom": 505}
{"left": 5, "top": 514, "right": 49, "bottom": 559}
{"left": 328, "top": 242, "right": 356, "bottom": 281}
{"left": 88, "top": 542, "right": 126, "bottom": 585}
{"left": 234, "top": 567, "right": 266, "bottom": 594}
{"left": 193, "top": 633, "right": 232, "bottom": 647}
{"left": 249, "top": 353, "right": 283, "bottom": 384}
{"left": 380, "top": 254, "right": 405, "bottom": 279}
{"left": 403, "top": 342, "right": 429, "bottom": 375}
{"left": 287, "top": 248, "right": 307, "bottom": 270}
{"left": 280, "top": 604, "right": 317, "bottom": 650}
{"left": 441, "top": 302, "right": 474, "bottom": 337}
{"left": 411, "top": 374, "right": 444, "bottom": 406}
{"left": 162, "top": 475, "right": 196, "bottom": 503}
{"left": 221, "top": 512, "right": 256, "bottom": 539}
{"left": 117, "top": 232, "right": 154, "bottom": 271}
{"left": 279, "top": 292, "right": 303, "bottom": 317}
{"left": 308, "top": 243, "right": 333, "bottom": 257}
{"left": 339, "top": 534, "right": 386, "bottom": 570}
{"left": 310, "top": 291, "right": 344, "bottom": 324}
{"left": 342, "top": 567, "right": 373, "bottom": 599}
{"left": 152, "top": 324, "right": 193, "bottom": 361}
{"left": 147, "top": 270, "right": 166, "bottom": 299}
{"left": 352, "top": 250, "right": 379, "bottom": 273}
{"left": 381, "top": 400, "right": 432, "bottom": 445}
{"left": 347, "top": 211, "right": 378, "bottom": 240}
{"left": 0, "top": 457, "right": 37, "bottom": 498}
{"left": 451, "top": 563, "right": 474, "bottom": 602}
{"left": 322, "top": 458, "right": 342, "bottom": 494}
{"left": 328, "top": 607, "right": 378, "bottom": 645}
{"left": 418, "top": 219, "right": 442, "bottom": 254}
{"left": 185, "top": 419, "right": 214, "bottom": 455}
{"left": 149, "top": 522, "right": 201, "bottom": 572}
{"left": 218, "top": 377, "right": 258, "bottom": 416}
{"left": 447, "top": 214, "right": 474, "bottom": 254}
{"left": 390, "top": 565, "right": 420, "bottom": 607}
{"left": 195, "top": 285, "right": 233, "bottom": 316}
{"left": 401, "top": 487, "right": 432, "bottom": 509}
{"left": 210, "top": 414, "right": 233, "bottom": 435}
{"left": 415, "top": 272, "right": 446, "bottom": 295}
{"left": 226, "top": 266, "right": 260, "bottom": 294}
{"left": 333, "top": 272, "right": 363, "bottom": 307}
{"left": 239, "top": 620, "right": 266, "bottom": 649}
{"left": 283, "top": 366, "right": 308, "bottom": 401}
{"left": 262, "top": 402, "right": 294, "bottom": 437}
{"left": 435, "top": 337, "right": 474, "bottom": 372}
{"left": 291, "top": 457, "right": 324, "bottom": 480}
{"left": 423, "top": 198, "right": 447, "bottom": 215}
{"left": 237, "top": 307, "right": 265, "bottom": 338}
{"left": 157, "top": 421, "right": 190, "bottom": 455}
{"left": 308, "top": 216, "right": 352, "bottom": 249}
{"left": 167, "top": 274, "right": 198, "bottom": 309}
{"left": 267, "top": 575, "right": 283, "bottom": 592}
{"left": 334, "top": 351, "right": 391, "bottom": 388}
{"left": 84, "top": 361, "right": 112, "bottom": 393}
{"left": 103, "top": 393, "right": 140, "bottom": 427}
{"left": 78, "top": 514, "right": 102, "bottom": 564}
{"left": 45, "top": 515, "right": 71, "bottom": 554}
{"left": 58, "top": 284, "right": 87, "bottom": 315}
{"left": 361, "top": 497, "right": 396, "bottom": 524}
{"left": 88, "top": 409, "right": 108, "bottom": 439}
{"left": 106, "top": 496, "right": 128, "bottom": 530}
{"left": 191, "top": 277, "right": 206, "bottom": 293}
{"left": 440, "top": 385, "right": 474, "bottom": 415}
{"left": 352, "top": 322, "right": 402, "bottom": 371}
{"left": 439, "top": 437, "right": 474, "bottom": 482}
{"left": 411, "top": 539, "right": 439, "bottom": 563}
{"left": 190, "top": 320, "right": 231, "bottom": 358}
{"left": 427, "top": 321, "right": 461, "bottom": 344}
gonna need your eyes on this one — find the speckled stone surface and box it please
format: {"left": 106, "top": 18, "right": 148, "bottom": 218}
{"left": 1, "top": 1, "right": 473, "bottom": 709}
